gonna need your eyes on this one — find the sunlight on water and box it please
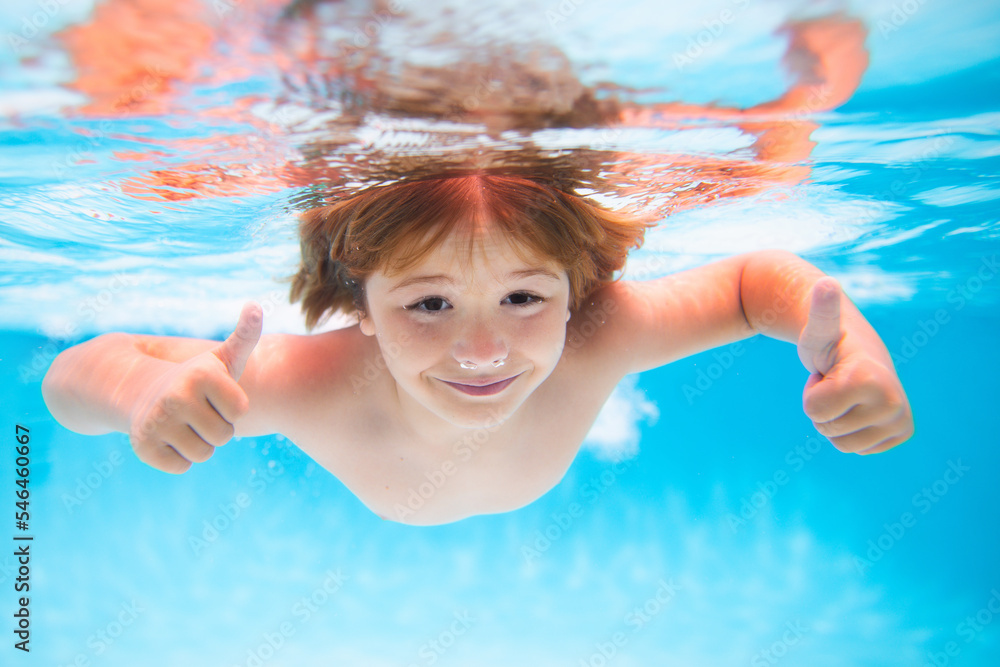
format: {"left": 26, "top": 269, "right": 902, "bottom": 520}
{"left": 1, "top": 0, "right": 998, "bottom": 338}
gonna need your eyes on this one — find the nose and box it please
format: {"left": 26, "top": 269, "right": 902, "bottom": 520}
{"left": 452, "top": 316, "right": 509, "bottom": 370}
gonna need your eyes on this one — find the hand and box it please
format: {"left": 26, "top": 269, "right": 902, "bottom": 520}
{"left": 129, "top": 303, "right": 263, "bottom": 473}
{"left": 797, "top": 278, "right": 913, "bottom": 454}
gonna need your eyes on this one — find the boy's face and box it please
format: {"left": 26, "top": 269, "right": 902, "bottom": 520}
{"left": 359, "top": 224, "right": 572, "bottom": 430}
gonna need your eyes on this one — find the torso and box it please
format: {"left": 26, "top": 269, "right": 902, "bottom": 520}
{"left": 277, "top": 285, "right": 632, "bottom": 525}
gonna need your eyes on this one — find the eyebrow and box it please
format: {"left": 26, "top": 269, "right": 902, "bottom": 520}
{"left": 388, "top": 268, "right": 563, "bottom": 293}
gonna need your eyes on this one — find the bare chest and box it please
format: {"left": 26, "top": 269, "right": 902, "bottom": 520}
{"left": 287, "top": 314, "right": 628, "bottom": 525}
{"left": 297, "top": 370, "right": 619, "bottom": 525}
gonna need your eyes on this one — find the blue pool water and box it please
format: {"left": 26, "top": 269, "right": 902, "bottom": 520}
{"left": 1, "top": 0, "right": 999, "bottom": 665}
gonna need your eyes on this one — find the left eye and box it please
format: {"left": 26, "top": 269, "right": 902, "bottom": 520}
{"left": 408, "top": 297, "right": 450, "bottom": 312}
{"left": 504, "top": 292, "right": 544, "bottom": 306}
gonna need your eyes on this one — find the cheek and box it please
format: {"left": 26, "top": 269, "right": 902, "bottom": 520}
{"left": 519, "top": 311, "right": 568, "bottom": 358}
{"left": 380, "top": 317, "right": 444, "bottom": 371}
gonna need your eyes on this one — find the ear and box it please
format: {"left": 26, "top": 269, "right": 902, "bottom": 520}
{"left": 359, "top": 313, "right": 375, "bottom": 336}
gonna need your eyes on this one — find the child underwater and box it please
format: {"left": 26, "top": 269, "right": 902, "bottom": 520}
{"left": 42, "top": 1, "right": 913, "bottom": 525}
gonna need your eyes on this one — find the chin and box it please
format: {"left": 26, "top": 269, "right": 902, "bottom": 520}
{"left": 437, "top": 398, "right": 520, "bottom": 430}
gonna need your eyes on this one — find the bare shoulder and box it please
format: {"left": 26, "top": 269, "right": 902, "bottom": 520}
{"left": 571, "top": 255, "right": 758, "bottom": 376}
{"left": 235, "top": 324, "right": 375, "bottom": 438}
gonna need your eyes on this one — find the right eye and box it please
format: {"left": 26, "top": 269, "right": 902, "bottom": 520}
{"left": 406, "top": 297, "right": 451, "bottom": 313}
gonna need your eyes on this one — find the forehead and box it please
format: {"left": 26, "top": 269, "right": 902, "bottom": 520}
{"left": 382, "top": 220, "right": 565, "bottom": 280}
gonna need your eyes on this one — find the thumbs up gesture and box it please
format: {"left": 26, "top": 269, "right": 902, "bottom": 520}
{"left": 797, "top": 278, "right": 914, "bottom": 454}
{"left": 129, "top": 303, "right": 263, "bottom": 473}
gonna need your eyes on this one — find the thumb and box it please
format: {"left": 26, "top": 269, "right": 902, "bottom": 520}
{"left": 797, "top": 277, "right": 843, "bottom": 376}
{"left": 214, "top": 302, "right": 263, "bottom": 381}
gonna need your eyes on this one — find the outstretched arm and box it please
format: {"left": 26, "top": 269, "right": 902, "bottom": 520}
{"left": 611, "top": 14, "right": 869, "bottom": 207}
{"left": 604, "top": 250, "right": 913, "bottom": 453}
{"left": 619, "top": 14, "right": 869, "bottom": 124}
{"left": 43, "top": 303, "right": 265, "bottom": 472}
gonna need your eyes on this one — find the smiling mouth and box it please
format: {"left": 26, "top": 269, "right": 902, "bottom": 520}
{"left": 440, "top": 373, "right": 522, "bottom": 396}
